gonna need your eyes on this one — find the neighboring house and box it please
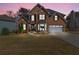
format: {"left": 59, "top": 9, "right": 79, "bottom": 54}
{"left": 66, "top": 10, "right": 79, "bottom": 31}
{"left": 0, "top": 15, "right": 17, "bottom": 34}
{"left": 17, "top": 4, "right": 66, "bottom": 33}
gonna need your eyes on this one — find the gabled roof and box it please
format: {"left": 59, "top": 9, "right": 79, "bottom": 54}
{"left": 46, "top": 9, "right": 65, "bottom": 17}
{"left": 66, "top": 10, "right": 74, "bottom": 20}
{"left": 47, "top": 9, "right": 65, "bottom": 22}
{"left": 66, "top": 10, "right": 79, "bottom": 20}
{"left": 17, "top": 15, "right": 29, "bottom": 23}
{"left": 0, "top": 15, "right": 16, "bottom": 22}
{"left": 28, "top": 3, "right": 49, "bottom": 15}
{"left": 18, "top": 4, "right": 65, "bottom": 22}
{"left": 22, "top": 14, "right": 29, "bottom": 20}
{"left": 66, "top": 10, "right": 79, "bottom": 27}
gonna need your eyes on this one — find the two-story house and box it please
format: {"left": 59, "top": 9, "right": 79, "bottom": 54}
{"left": 17, "top": 4, "right": 66, "bottom": 33}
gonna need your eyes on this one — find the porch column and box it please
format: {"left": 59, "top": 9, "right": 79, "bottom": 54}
{"left": 36, "top": 24, "right": 38, "bottom": 32}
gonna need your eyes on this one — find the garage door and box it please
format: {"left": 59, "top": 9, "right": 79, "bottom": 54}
{"left": 49, "top": 25, "right": 63, "bottom": 32}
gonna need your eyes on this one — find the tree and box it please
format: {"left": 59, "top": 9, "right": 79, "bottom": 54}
{"left": 7, "top": 11, "right": 13, "bottom": 17}
{"left": 18, "top": 8, "right": 29, "bottom": 16}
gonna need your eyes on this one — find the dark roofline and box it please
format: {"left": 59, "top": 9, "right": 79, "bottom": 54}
{"left": 17, "top": 15, "right": 29, "bottom": 23}
{"left": 47, "top": 9, "right": 65, "bottom": 16}
{"left": 28, "top": 3, "right": 49, "bottom": 15}
{"left": 0, "top": 19, "right": 15, "bottom": 22}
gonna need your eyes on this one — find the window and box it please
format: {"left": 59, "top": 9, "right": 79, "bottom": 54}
{"left": 55, "top": 15, "right": 58, "bottom": 21}
{"left": 39, "top": 15, "right": 45, "bottom": 20}
{"left": 31, "top": 15, "right": 34, "bottom": 21}
{"left": 23, "top": 24, "right": 26, "bottom": 30}
{"left": 40, "top": 24, "right": 45, "bottom": 31}
{"left": 38, "top": 24, "right": 47, "bottom": 31}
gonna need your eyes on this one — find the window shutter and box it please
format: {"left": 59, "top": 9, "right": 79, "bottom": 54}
{"left": 58, "top": 15, "right": 59, "bottom": 20}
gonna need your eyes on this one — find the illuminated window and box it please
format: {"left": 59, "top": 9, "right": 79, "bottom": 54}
{"left": 39, "top": 15, "right": 45, "bottom": 20}
{"left": 23, "top": 24, "right": 26, "bottom": 30}
{"left": 31, "top": 15, "right": 34, "bottom": 21}
{"left": 38, "top": 24, "right": 47, "bottom": 31}
{"left": 55, "top": 15, "right": 58, "bottom": 21}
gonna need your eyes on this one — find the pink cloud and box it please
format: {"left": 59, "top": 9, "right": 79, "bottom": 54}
{"left": 0, "top": 3, "right": 79, "bottom": 15}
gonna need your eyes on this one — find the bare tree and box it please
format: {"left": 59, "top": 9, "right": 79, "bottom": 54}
{"left": 7, "top": 11, "right": 13, "bottom": 17}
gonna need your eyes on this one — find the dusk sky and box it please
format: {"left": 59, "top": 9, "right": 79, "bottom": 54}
{"left": 0, "top": 3, "right": 79, "bottom": 15}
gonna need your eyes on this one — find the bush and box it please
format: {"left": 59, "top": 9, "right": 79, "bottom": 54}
{"left": 1, "top": 28, "right": 9, "bottom": 35}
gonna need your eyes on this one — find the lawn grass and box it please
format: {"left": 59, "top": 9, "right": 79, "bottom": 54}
{"left": 0, "top": 33, "right": 79, "bottom": 55}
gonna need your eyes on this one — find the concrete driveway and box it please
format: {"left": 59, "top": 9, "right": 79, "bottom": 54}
{"left": 49, "top": 32, "right": 79, "bottom": 48}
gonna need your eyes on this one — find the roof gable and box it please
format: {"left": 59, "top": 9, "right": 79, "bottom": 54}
{"left": 47, "top": 9, "right": 65, "bottom": 22}
{"left": 49, "top": 12, "right": 65, "bottom": 22}
{"left": 29, "top": 3, "right": 49, "bottom": 15}
{"left": 46, "top": 9, "right": 65, "bottom": 17}
{"left": 17, "top": 15, "right": 29, "bottom": 23}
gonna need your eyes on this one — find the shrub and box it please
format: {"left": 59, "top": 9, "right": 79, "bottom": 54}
{"left": 1, "top": 28, "right": 9, "bottom": 35}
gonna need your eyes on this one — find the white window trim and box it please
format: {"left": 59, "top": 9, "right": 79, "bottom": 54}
{"left": 39, "top": 24, "right": 44, "bottom": 31}
{"left": 31, "top": 15, "right": 34, "bottom": 21}
{"left": 38, "top": 24, "right": 47, "bottom": 31}
{"left": 45, "top": 24, "right": 47, "bottom": 30}
{"left": 40, "top": 24, "right": 44, "bottom": 26}
{"left": 23, "top": 24, "right": 26, "bottom": 30}
{"left": 39, "top": 15, "right": 45, "bottom": 20}
{"left": 59, "top": 25, "right": 63, "bottom": 27}
{"left": 38, "top": 24, "right": 40, "bottom": 30}
{"left": 51, "top": 25, "right": 63, "bottom": 27}
{"left": 55, "top": 15, "right": 58, "bottom": 21}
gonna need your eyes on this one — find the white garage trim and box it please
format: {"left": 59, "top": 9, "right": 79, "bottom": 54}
{"left": 49, "top": 25, "right": 63, "bottom": 27}
{"left": 49, "top": 25, "right": 63, "bottom": 32}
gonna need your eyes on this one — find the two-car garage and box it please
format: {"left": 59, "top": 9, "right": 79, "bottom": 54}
{"left": 48, "top": 25, "right": 64, "bottom": 32}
